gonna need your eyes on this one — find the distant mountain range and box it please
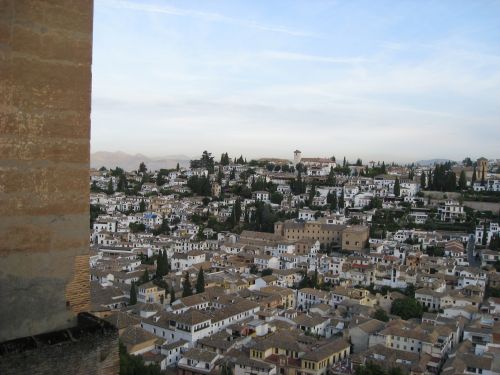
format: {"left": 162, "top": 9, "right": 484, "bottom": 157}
{"left": 91, "top": 151, "right": 191, "bottom": 172}
{"left": 414, "top": 159, "right": 455, "bottom": 166}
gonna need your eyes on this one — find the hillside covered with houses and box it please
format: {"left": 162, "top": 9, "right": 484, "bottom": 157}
{"left": 89, "top": 151, "right": 500, "bottom": 375}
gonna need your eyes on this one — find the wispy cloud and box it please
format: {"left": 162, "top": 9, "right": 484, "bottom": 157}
{"left": 102, "top": 0, "right": 320, "bottom": 37}
{"left": 261, "top": 51, "right": 370, "bottom": 64}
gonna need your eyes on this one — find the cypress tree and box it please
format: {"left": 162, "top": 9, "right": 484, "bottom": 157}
{"left": 155, "top": 250, "right": 163, "bottom": 278}
{"left": 327, "top": 191, "right": 338, "bottom": 211}
{"left": 446, "top": 172, "right": 457, "bottom": 191}
{"left": 196, "top": 267, "right": 205, "bottom": 294}
{"left": 117, "top": 174, "right": 127, "bottom": 192}
{"left": 331, "top": 192, "right": 338, "bottom": 211}
{"left": 394, "top": 177, "right": 401, "bottom": 197}
{"left": 129, "top": 281, "right": 137, "bottom": 305}
{"left": 106, "top": 179, "right": 114, "bottom": 195}
{"left": 234, "top": 199, "right": 242, "bottom": 223}
{"left": 182, "top": 271, "right": 193, "bottom": 297}
{"left": 339, "top": 191, "right": 345, "bottom": 210}
{"left": 472, "top": 167, "right": 477, "bottom": 185}
{"left": 220, "top": 362, "right": 233, "bottom": 375}
{"left": 327, "top": 167, "right": 336, "bottom": 186}
{"left": 170, "top": 286, "right": 176, "bottom": 304}
{"left": 420, "top": 171, "right": 426, "bottom": 189}
{"left": 308, "top": 183, "right": 316, "bottom": 206}
{"left": 311, "top": 268, "right": 319, "bottom": 288}
{"left": 381, "top": 161, "right": 386, "bottom": 174}
{"left": 482, "top": 222, "right": 488, "bottom": 246}
{"left": 139, "top": 269, "right": 149, "bottom": 285}
{"left": 458, "top": 170, "right": 467, "bottom": 190}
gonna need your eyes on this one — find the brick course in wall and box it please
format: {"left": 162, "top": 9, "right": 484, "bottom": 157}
{"left": 0, "top": 0, "right": 94, "bottom": 342}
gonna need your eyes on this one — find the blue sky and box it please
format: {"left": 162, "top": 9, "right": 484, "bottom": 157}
{"left": 91, "top": 0, "right": 500, "bottom": 162}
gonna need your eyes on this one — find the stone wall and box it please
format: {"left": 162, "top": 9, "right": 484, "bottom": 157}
{"left": 0, "top": 0, "right": 93, "bottom": 342}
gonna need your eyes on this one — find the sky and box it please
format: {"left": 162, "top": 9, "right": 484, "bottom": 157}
{"left": 91, "top": 0, "right": 500, "bottom": 163}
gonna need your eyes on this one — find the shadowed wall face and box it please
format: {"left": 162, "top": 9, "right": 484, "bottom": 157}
{"left": 0, "top": 0, "right": 93, "bottom": 342}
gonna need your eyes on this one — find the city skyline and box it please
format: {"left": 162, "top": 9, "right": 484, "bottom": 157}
{"left": 92, "top": 0, "right": 500, "bottom": 161}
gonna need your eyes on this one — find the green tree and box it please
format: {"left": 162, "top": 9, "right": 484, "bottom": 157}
{"left": 420, "top": 171, "right": 426, "bottom": 189}
{"left": 187, "top": 175, "right": 212, "bottom": 196}
{"left": 196, "top": 267, "right": 205, "bottom": 294}
{"left": 156, "top": 170, "right": 167, "bottom": 186}
{"left": 327, "top": 167, "right": 336, "bottom": 186}
{"left": 129, "top": 222, "right": 146, "bottom": 233}
{"left": 482, "top": 222, "right": 488, "bottom": 246}
{"left": 291, "top": 170, "right": 306, "bottom": 195}
{"left": 220, "top": 152, "right": 230, "bottom": 166}
{"left": 308, "top": 183, "right": 317, "bottom": 206}
{"left": 261, "top": 269, "right": 273, "bottom": 276}
{"left": 372, "top": 308, "right": 389, "bottom": 322}
{"left": 138, "top": 269, "right": 150, "bottom": 285}
{"left": 155, "top": 250, "right": 169, "bottom": 278}
{"left": 270, "top": 191, "right": 283, "bottom": 204}
{"left": 90, "top": 204, "right": 103, "bottom": 228}
{"left": 106, "top": 179, "right": 114, "bottom": 195}
{"left": 182, "top": 271, "right": 193, "bottom": 297}
{"left": 129, "top": 281, "right": 137, "bottom": 305}
{"left": 234, "top": 199, "right": 242, "bottom": 223}
{"left": 327, "top": 191, "right": 338, "bottom": 211}
{"left": 91, "top": 181, "right": 100, "bottom": 193}
{"left": 139, "top": 199, "right": 146, "bottom": 212}
{"left": 338, "top": 191, "right": 345, "bottom": 210}
{"left": 370, "top": 197, "right": 383, "bottom": 210}
{"left": 390, "top": 297, "right": 424, "bottom": 320}
{"left": 311, "top": 268, "right": 319, "bottom": 288}
{"left": 176, "top": 162, "right": 180, "bottom": 171}
{"left": 219, "top": 362, "right": 233, "bottom": 375}
{"left": 155, "top": 250, "right": 164, "bottom": 278}
{"left": 481, "top": 163, "right": 486, "bottom": 186}
{"left": 472, "top": 166, "right": 477, "bottom": 185}
{"left": 201, "top": 151, "right": 215, "bottom": 174}
{"left": 139, "top": 162, "right": 147, "bottom": 174}
{"left": 217, "top": 167, "right": 224, "bottom": 184}
{"left": 388, "top": 368, "right": 404, "bottom": 375}
{"left": 458, "top": 170, "right": 467, "bottom": 190}
{"left": 117, "top": 174, "right": 128, "bottom": 192}
{"left": 157, "top": 215, "right": 170, "bottom": 235}
{"left": 355, "top": 362, "right": 403, "bottom": 375}
{"left": 393, "top": 177, "right": 400, "bottom": 197}
{"left": 490, "top": 234, "right": 500, "bottom": 251}
{"left": 119, "top": 341, "right": 162, "bottom": 375}
{"left": 170, "top": 286, "right": 176, "bottom": 304}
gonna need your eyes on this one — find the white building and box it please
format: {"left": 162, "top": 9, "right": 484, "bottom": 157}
{"left": 438, "top": 200, "right": 465, "bottom": 223}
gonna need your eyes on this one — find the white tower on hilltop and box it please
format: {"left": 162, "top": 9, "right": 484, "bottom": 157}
{"left": 294, "top": 150, "right": 302, "bottom": 165}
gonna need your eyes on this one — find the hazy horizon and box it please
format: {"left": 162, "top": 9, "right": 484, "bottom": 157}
{"left": 91, "top": 149, "right": 488, "bottom": 167}
{"left": 91, "top": 0, "right": 500, "bottom": 162}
